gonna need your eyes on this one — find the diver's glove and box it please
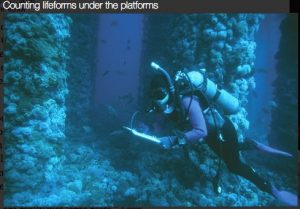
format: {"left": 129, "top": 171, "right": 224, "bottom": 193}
{"left": 159, "top": 136, "right": 187, "bottom": 149}
{"left": 159, "top": 136, "right": 177, "bottom": 149}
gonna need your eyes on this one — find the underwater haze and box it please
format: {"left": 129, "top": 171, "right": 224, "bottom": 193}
{"left": 3, "top": 14, "right": 298, "bottom": 206}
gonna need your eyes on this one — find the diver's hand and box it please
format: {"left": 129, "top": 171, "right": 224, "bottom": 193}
{"left": 159, "top": 136, "right": 178, "bottom": 149}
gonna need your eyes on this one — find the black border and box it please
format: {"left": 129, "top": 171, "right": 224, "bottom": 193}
{"left": 290, "top": 0, "right": 298, "bottom": 12}
{"left": 0, "top": 0, "right": 298, "bottom": 208}
{"left": 0, "top": 8, "right": 4, "bottom": 208}
{"left": 0, "top": 0, "right": 291, "bottom": 13}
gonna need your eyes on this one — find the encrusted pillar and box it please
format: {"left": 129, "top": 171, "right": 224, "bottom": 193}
{"left": 269, "top": 14, "right": 298, "bottom": 155}
{"left": 4, "top": 14, "right": 71, "bottom": 205}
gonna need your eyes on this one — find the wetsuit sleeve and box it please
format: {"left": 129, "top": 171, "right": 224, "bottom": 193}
{"left": 181, "top": 96, "right": 208, "bottom": 143}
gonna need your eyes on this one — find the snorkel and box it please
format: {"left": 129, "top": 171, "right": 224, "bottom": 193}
{"left": 150, "top": 62, "right": 175, "bottom": 113}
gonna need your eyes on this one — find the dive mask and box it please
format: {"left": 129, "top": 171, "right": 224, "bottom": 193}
{"left": 152, "top": 87, "right": 174, "bottom": 114}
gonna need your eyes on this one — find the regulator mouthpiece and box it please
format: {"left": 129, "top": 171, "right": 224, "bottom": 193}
{"left": 151, "top": 62, "right": 160, "bottom": 70}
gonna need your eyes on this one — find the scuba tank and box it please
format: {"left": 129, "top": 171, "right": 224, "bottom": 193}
{"left": 175, "top": 69, "right": 240, "bottom": 115}
{"left": 149, "top": 62, "right": 240, "bottom": 115}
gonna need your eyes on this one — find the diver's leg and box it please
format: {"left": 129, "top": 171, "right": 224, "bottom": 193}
{"left": 207, "top": 134, "right": 276, "bottom": 196}
{"left": 212, "top": 123, "right": 273, "bottom": 194}
{"left": 227, "top": 158, "right": 273, "bottom": 193}
{"left": 227, "top": 160, "right": 297, "bottom": 206}
{"left": 208, "top": 118, "right": 297, "bottom": 206}
{"left": 208, "top": 137, "right": 272, "bottom": 192}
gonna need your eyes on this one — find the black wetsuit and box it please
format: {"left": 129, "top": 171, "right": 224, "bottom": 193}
{"left": 205, "top": 116, "right": 273, "bottom": 194}
{"left": 168, "top": 95, "right": 274, "bottom": 195}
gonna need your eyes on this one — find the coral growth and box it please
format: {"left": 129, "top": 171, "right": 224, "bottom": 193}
{"left": 165, "top": 14, "right": 264, "bottom": 139}
{"left": 4, "top": 14, "right": 71, "bottom": 205}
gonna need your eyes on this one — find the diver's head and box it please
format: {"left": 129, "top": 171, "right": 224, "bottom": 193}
{"left": 149, "top": 75, "right": 174, "bottom": 114}
{"left": 151, "top": 87, "right": 174, "bottom": 114}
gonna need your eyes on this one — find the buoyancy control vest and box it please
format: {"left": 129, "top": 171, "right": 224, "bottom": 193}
{"left": 174, "top": 69, "right": 240, "bottom": 115}
{"left": 174, "top": 68, "right": 240, "bottom": 130}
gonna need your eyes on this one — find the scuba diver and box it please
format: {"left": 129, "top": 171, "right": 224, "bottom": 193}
{"left": 133, "top": 62, "right": 297, "bottom": 206}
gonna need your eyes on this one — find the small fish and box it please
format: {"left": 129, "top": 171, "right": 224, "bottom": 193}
{"left": 102, "top": 70, "right": 110, "bottom": 77}
{"left": 109, "top": 129, "right": 125, "bottom": 136}
{"left": 290, "top": 98, "right": 297, "bottom": 105}
{"left": 126, "top": 97, "right": 134, "bottom": 104}
{"left": 119, "top": 93, "right": 133, "bottom": 100}
{"left": 101, "top": 39, "right": 107, "bottom": 44}
{"left": 252, "top": 91, "right": 258, "bottom": 98}
{"left": 104, "top": 104, "right": 117, "bottom": 118}
{"left": 119, "top": 93, "right": 135, "bottom": 104}
{"left": 116, "top": 70, "right": 126, "bottom": 75}
{"left": 256, "top": 117, "right": 266, "bottom": 124}
{"left": 262, "top": 107, "right": 270, "bottom": 114}
{"left": 127, "top": 45, "right": 131, "bottom": 50}
{"left": 268, "top": 101, "right": 278, "bottom": 109}
{"left": 254, "top": 68, "right": 268, "bottom": 74}
{"left": 111, "top": 20, "right": 118, "bottom": 26}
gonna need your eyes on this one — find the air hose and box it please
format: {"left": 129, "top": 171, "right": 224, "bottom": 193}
{"left": 130, "top": 110, "right": 140, "bottom": 129}
{"left": 211, "top": 105, "right": 223, "bottom": 195}
{"left": 150, "top": 62, "right": 175, "bottom": 107}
